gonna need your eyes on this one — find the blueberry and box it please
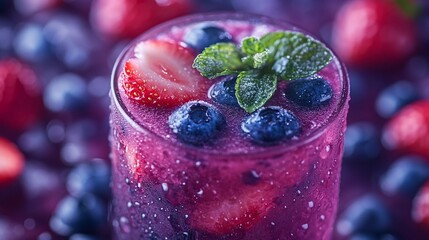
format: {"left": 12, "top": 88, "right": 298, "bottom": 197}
{"left": 209, "top": 75, "right": 239, "bottom": 107}
{"left": 183, "top": 25, "right": 233, "bottom": 53}
{"left": 67, "top": 159, "right": 111, "bottom": 198}
{"left": 13, "top": 23, "right": 53, "bottom": 63}
{"left": 168, "top": 101, "right": 226, "bottom": 145}
{"left": 44, "top": 13, "right": 94, "bottom": 69}
{"left": 380, "top": 156, "right": 429, "bottom": 197}
{"left": 43, "top": 73, "right": 89, "bottom": 113}
{"left": 284, "top": 76, "right": 333, "bottom": 109}
{"left": 376, "top": 81, "right": 420, "bottom": 118}
{"left": 336, "top": 195, "right": 391, "bottom": 236}
{"left": 50, "top": 194, "right": 107, "bottom": 236}
{"left": 344, "top": 122, "right": 381, "bottom": 162}
{"left": 241, "top": 106, "right": 300, "bottom": 144}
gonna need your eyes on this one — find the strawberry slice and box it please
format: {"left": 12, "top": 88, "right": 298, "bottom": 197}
{"left": 189, "top": 183, "right": 277, "bottom": 235}
{"left": 121, "top": 40, "right": 209, "bottom": 107}
{"left": 0, "top": 137, "right": 25, "bottom": 185}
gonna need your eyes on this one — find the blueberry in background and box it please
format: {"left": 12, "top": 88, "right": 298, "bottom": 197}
{"left": 43, "top": 73, "right": 89, "bottom": 113}
{"left": 284, "top": 76, "right": 333, "bottom": 109}
{"left": 43, "top": 13, "right": 96, "bottom": 69}
{"left": 209, "top": 75, "right": 239, "bottom": 107}
{"left": 380, "top": 156, "right": 429, "bottom": 197}
{"left": 67, "top": 158, "right": 111, "bottom": 198}
{"left": 242, "top": 106, "right": 300, "bottom": 144}
{"left": 50, "top": 194, "right": 107, "bottom": 236}
{"left": 343, "top": 122, "right": 381, "bottom": 162}
{"left": 376, "top": 80, "right": 420, "bottom": 118}
{"left": 183, "top": 25, "right": 233, "bottom": 53}
{"left": 336, "top": 195, "right": 391, "bottom": 237}
{"left": 168, "top": 101, "right": 226, "bottom": 145}
{"left": 13, "top": 23, "right": 53, "bottom": 63}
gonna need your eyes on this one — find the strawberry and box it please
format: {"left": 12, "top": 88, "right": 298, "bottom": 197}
{"left": 189, "top": 183, "right": 277, "bottom": 235}
{"left": 91, "top": 0, "right": 192, "bottom": 39}
{"left": 0, "top": 59, "right": 42, "bottom": 131}
{"left": 0, "top": 137, "right": 25, "bottom": 185}
{"left": 412, "top": 181, "right": 429, "bottom": 229}
{"left": 332, "top": 0, "right": 418, "bottom": 67}
{"left": 383, "top": 101, "right": 429, "bottom": 159}
{"left": 121, "top": 40, "right": 209, "bottom": 107}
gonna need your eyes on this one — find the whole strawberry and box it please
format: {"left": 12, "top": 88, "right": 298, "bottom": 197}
{"left": 383, "top": 100, "right": 429, "bottom": 159}
{"left": 0, "top": 59, "right": 42, "bottom": 131}
{"left": 91, "top": 0, "right": 193, "bottom": 39}
{"left": 332, "top": 0, "right": 418, "bottom": 67}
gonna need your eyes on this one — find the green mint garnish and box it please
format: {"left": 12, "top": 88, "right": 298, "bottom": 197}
{"left": 192, "top": 31, "right": 333, "bottom": 113}
{"left": 192, "top": 42, "right": 244, "bottom": 79}
{"left": 236, "top": 70, "right": 277, "bottom": 113}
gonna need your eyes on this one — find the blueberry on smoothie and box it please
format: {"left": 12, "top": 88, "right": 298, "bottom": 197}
{"left": 284, "top": 76, "right": 333, "bottom": 109}
{"left": 168, "top": 101, "right": 226, "bottom": 145}
{"left": 241, "top": 107, "right": 300, "bottom": 144}
{"left": 184, "top": 25, "right": 233, "bottom": 53}
{"left": 209, "top": 75, "right": 239, "bottom": 107}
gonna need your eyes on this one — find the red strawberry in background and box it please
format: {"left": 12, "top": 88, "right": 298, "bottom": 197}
{"left": 0, "top": 137, "right": 25, "bottom": 185}
{"left": 383, "top": 100, "right": 429, "bottom": 159}
{"left": 412, "top": 182, "right": 429, "bottom": 229}
{"left": 332, "top": 0, "right": 418, "bottom": 67}
{"left": 0, "top": 59, "right": 42, "bottom": 131}
{"left": 121, "top": 40, "right": 209, "bottom": 107}
{"left": 91, "top": 0, "right": 193, "bottom": 39}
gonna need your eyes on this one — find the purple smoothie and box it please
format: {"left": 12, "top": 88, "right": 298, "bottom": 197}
{"left": 110, "top": 13, "right": 349, "bottom": 240}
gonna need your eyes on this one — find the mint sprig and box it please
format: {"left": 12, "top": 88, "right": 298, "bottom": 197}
{"left": 192, "top": 31, "right": 333, "bottom": 113}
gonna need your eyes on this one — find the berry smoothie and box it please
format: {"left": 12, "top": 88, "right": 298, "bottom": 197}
{"left": 110, "top": 13, "right": 349, "bottom": 240}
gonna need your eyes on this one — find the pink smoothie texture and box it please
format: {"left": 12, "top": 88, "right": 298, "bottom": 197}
{"left": 110, "top": 13, "right": 349, "bottom": 240}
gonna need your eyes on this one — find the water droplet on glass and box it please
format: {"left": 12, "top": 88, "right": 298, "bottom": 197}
{"left": 119, "top": 217, "right": 131, "bottom": 233}
{"left": 162, "top": 183, "right": 169, "bottom": 192}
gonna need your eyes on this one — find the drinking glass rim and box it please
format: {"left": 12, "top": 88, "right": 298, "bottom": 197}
{"left": 111, "top": 12, "right": 350, "bottom": 158}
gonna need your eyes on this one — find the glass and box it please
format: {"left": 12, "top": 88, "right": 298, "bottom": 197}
{"left": 109, "top": 13, "right": 349, "bottom": 240}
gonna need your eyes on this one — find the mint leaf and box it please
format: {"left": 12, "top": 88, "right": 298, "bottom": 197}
{"left": 193, "top": 43, "right": 245, "bottom": 79}
{"left": 241, "top": 37, "right": 269, "bottom": 69}
{"left": 261, "top": 31, "right": 333, "bottom": 80}
{"left": 241, "top": 37, "right": 265, "bottom": 55}
{"left": 236, "top": 70, "right": 277, "bottom": 113}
